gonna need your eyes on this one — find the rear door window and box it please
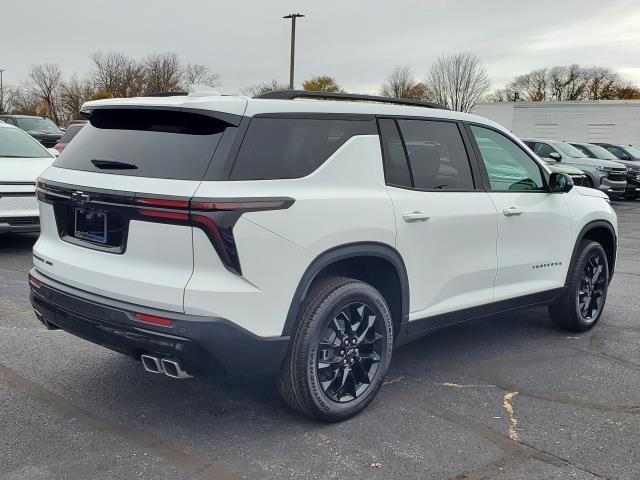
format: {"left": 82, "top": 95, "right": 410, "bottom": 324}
{"left": 229, "top": 117, "right": 375, "bottom": 180}
{"left": 53, "top": 109, "right": 229, "bottom": 180}
{"left": 395, "top": 119, "right": 475, "bottom": 190}
{"left": 378, "top": 118, "right": 412, "bottom": 188}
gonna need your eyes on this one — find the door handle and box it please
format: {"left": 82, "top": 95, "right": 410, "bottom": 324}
{"left": 503, "top": 206, "right": 524, "bottom": 217}
{"left": 402, "top": 211, "right": 431, "bottom": 223}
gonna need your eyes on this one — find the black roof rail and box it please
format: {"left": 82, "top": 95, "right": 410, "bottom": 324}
{"left": 144, "top": 91, "right": 188, "bottom": 97}
{"left": 254, "top": 90, "right": 447, "bottom": 110}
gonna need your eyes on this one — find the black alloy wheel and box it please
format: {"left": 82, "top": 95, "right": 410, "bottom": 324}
{"left": 549, "top": 240, "right": 609, "bottom": 332}
{"left": 576, "top": 251, "right": 607, "bottom": 322}
{"left": 278, "top": 276, "right": 393, "bottom": 421}
{"left": 316, "top": 302, "right": 384, "bottom": 403}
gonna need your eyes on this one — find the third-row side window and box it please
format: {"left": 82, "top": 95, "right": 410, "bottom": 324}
{"left": 379, "top": 118, "right": 475, "bottom": 190}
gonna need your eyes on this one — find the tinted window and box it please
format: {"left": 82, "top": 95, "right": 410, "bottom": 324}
{"left": 0, "top": 127, "right": 52, "bottom": 158}
{"left": 579, "top": 144, "right": 617, "bottom": 160}
{"left": 378, "top": 119, "right": 411, "bottom": 187}
{"left": 604, "top": 145, "right": 625, "bottom": 158}
{"left": 555, "top": 142, "right": 586, "bottom": 158}
{"left": 571, "top": 144, "right": 594, "bottom": 158}
{"left": 396, "top": 119, "right": 474, "bottom": 190}
{"left": 58, "top": 124, "right": 84, "bottom": 143}
{"left": 14, "top": 117, "right": 61, "bottom": 133}
{"left": 54, "top": 109, "right": 228, "bottom": 180}
{"left": 532, "top": 142, "right": 557, "bottom": 158}
{"left": 471, "top": 126, "right": 545, "bottom": 191}
{"left": 230, "top": 117, "right": 374, "bottom": 180}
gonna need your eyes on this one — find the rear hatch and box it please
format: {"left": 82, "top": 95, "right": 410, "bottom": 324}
{"left": 34, "top": 100, "right": 245, "bottom": 312}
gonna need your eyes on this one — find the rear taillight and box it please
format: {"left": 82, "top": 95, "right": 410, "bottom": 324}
{"left": 133, "top": 195, "right": 294, "bottom": 275}
{"left": 29, "top": 273, "right": 43, "bottom": 288}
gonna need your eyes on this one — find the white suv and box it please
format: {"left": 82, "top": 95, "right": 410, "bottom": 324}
{"left": 29, "top": 91, "right": 617, "bottom": 421}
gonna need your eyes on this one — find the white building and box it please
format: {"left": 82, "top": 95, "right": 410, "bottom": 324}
{"left": 474, "top": 100, "right": 640, "bottom": 146}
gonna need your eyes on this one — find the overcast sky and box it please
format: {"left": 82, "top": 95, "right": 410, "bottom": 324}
{"left": 3, "top": 0, "right": 640, "bottom": 94}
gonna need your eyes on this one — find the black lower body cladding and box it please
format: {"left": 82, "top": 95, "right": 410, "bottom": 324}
{"left": 28, "top": 268, "right": 289, "bottom": 376}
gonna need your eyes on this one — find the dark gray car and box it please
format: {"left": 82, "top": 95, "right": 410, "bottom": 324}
{"left": 523, "top": 139, "right": 627, "bottom": 198}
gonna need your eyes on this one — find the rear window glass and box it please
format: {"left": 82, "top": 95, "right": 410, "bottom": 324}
{"left": 58, "top": 124, "right": 85, "bottom": 143}
{"left": 54, "top": 109, "right": 228, "bottom": 180}
{"left": 230, "top": 117, "right": 375, "bottom": 180}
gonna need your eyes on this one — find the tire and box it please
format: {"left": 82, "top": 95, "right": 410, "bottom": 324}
{"left": 549, "top": 240, "right": 609, "bottom": 332}
{"left": 278, "top": 276, "right": 394, "bottom": 422}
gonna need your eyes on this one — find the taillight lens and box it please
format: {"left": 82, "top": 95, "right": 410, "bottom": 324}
{"left": 29, "top": 274, "right": 43, "bottom": 288}
{"left": 133, "top": 195, "right": 294, "bottom": 275}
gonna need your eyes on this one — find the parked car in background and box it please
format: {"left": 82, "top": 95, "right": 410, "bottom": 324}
{"left": 571, "top": 142, "right": 640, "bottom": 200}
{"left": 523, "top": 139, "right": 627, "bottom": 198}
{"left": 545, "top": 162, "right": 589, "bottom": 187}
{"left": 596, "top": 143, "right": 640, "bottom": 162}
{"left": 0, "top": 114, "right": 63, "bottom": 148}
{"left": 0, "top": 122, "right": 56, "bottom": 234}
{"left": 53, "top": 122, "right": 86, "bottom": 154}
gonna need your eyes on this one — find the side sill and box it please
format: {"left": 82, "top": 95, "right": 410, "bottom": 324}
{"left": 395, "top": 287, "right": 564, "bottom": 346}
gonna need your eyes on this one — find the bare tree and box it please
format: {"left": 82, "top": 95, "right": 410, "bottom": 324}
{"left": 142, "top": 52, "right": 182, "bottom": 95}
{"left": 585, "top": 67, "right": 623, "bottom": 100}
{"left": 4, "top": 86, "right": 41, "bottom": 116}
{"left": 380, "top": 65, "right": 415, "bottom": 98}
{"left": 491, "top": 65, "right": 638, "bottom": 102}
{"left": 241, "top": 79, "right": 288, "bottom": 97}
{"left": 425, "top": 53, "right": 490, "bottom": 112}
{"left": 26, "top": 64, "right": 63, "bottom": 123}
{"left": 182, "top": 63, "right": 220, "bottom": 89}
{"left": 90, "top": 52, "right": 145, "bottom": 98}
{"left": 59, "top": 75, "right": 95, "bottom": 123}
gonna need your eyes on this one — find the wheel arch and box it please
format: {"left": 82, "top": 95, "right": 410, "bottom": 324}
{"left": 568, "top": 220, "right": 617, "bottom": 283}
{"left": 282, "top": 242, "right": 410, "bottom": 339}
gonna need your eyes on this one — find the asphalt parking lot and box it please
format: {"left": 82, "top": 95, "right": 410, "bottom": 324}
{"left": 1, "top": 201, "right": 639, "bottom": 480}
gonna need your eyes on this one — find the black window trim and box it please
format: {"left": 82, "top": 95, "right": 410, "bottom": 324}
{"left": 253, "top": 112, "right": 376, "bottom": 122}
{"left": 464, "top": 122, "right": 551, "bottom": 194}
{"left": 376, "top": 115, "right": 483, "bottom": 193}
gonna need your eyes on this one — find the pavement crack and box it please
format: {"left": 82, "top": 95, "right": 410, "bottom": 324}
{"left": 502, "top": 392, "right": 519, "bottom": 441}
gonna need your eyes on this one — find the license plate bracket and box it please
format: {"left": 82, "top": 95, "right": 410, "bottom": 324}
{"left": 74, "top": 208, "right": 108, "bottom": 244}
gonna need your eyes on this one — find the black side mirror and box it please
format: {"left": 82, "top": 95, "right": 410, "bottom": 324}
{"left": 548, "top": 152, "right": 562, "bottom": 161}
{"left": 549, "top": 172, "right": 573, "bottom": 193}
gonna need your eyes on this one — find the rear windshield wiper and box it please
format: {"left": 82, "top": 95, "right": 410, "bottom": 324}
{"left": 91, "top": 158, "right": 138, "bottom": 170}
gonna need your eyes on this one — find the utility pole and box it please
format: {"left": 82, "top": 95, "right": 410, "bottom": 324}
{"left": 283, "top": 13, "right": 305, "bottom": 90}
{"left": 0, "top": 69, "right": 4, "bottom": 114}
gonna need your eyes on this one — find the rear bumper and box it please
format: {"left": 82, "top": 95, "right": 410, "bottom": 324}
{"left": 29, "top": 268, "right": 289, "bottom": 376}
{"left": 0, "top": 217, "right": 40, "bottom": 234}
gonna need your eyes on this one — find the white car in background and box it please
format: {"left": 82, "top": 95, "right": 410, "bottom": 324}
{"left": 0, "top": 122, "right": 57, "bottom": 234}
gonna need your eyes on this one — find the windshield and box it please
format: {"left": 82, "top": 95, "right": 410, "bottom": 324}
{"left": 0, "top": 127, "right": 52, "bottom": 158}
{"left": 555, "top": 142, "right": 586, "bottom": 158}
{"left": 586, "top": 144, "right": 618, "bottom": 160}
{"left": 14, "top": 117, "right": 61, "bottom": 133}
{"left": 624, "top": 145, "right": 640, "bottom": 158}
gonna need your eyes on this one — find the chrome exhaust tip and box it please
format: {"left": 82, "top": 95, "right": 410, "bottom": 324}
{"left": 141, "top": 354, "right": 162, "bottom": 374}
{"left": 34, "top": 308, "right": 58, "bottom": 330}
{"left": 160, "top": 358, "right": 193, "bottom": 379}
